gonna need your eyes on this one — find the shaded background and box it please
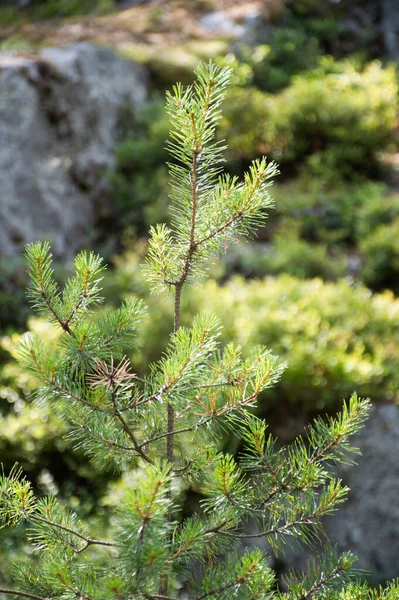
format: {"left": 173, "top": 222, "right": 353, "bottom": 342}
{"left": 1, "top": 0, "right": 399, "bottom": 590}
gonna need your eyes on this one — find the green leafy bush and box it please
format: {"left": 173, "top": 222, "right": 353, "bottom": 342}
{"left": 272, "top": 180, "right": 396, "bottom": 245}
{"left": 356, "top": 190, "right": 399, "bottom": 240}
{"left": 243, "top": 27, "right": 321, "bottom": 93}
{"left": 218, "top": 85, "right": 278, "bottom": 163}
{"left": 0, "top": 7, "right": 18, "bottom": 25}
{"left": 360, "top": 219, "right": 399, "bottom": 291}
{"left": 184, "top": 275, "right": 399, "bottom": 411}
{"left": 259, "top": 227, "right": 348, "bottom": 280}
{"left": 29, "top": 0, "right": 116, "bottom": 19}
{"left": 100, "top": 250, "right": 399, "bottom": 413}
{"left": 219, "top": 60, "right": 398, "bottom": 179}
{"left": 218, "top": 230, "right": 348, "bottom": 281}
{"left": 216, "top": 180, "right": 398, "bottom": 285}
{"left": 272, "top": 59, "right": 398, "bottom": 178}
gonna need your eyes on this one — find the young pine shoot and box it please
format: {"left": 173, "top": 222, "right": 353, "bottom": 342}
{"left": 1, "top": 61, "right": 397, "bottom": 600}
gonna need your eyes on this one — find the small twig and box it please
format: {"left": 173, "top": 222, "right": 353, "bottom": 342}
{"left": 64, "top": 268, "right": 91, "bottom": 328}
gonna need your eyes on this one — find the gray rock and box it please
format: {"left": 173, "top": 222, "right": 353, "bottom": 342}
{"left": 199, "top": 11, "right": 245, "bottom": 38}
{"left": 382, "top": 0, "right": 399, "bottom": 59}
{"left": 0, "top": 43, "right": 148, "bottom": 258}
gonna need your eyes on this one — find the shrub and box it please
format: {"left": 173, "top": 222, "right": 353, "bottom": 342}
{"left": 219, "top": 60, "right": 398, "bottom": 179}
{"left": 29, "top": 0, "right": 116, "bottom": 19}
{"left": 360, "top": 219, "right": 399, "bottom": 291}
{"left": 244, "top": 27, "right": 321, "bottom": 93}
{"left": 184, "top": 275, "right": 399, "bottom": 411}
{"left": 356, "top": 189, "right": 399, "bottom": 241}
{"left": 0, "top": 257, "right": 30, "bottom": 331}
{"left": 275, "top": 60, "right": 398, "bottom": 177}
{"left": 217, "top": 85, "right": 277, "bottom": 163}
{"left": 272, "top": 180, "right": 393, "bottom": 245}
{"left": 101, "top": 250, "right": 399, "bottom": 413}
{"left": 218, "top": 230, "right": 348, "bottom": 281}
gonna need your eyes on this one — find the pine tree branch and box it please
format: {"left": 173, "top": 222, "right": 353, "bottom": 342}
{"left": 171, "top": 518, "right": 233, "bottom": 557}
{"left": 300, "top": 563, "right": 347, "bottom": 600}
{"left": 143, "top": 595, "right": 174, "bottom": 600}
{"left": 74, "top": 422, "right": 138, "bottom": 452}
{"left": 172, "top": 460, "right": 193, "bottom": 475}
{"left": 194, "top": 162, "right": 266, "bottom": 248}
{"left": 34, "top": 253, "right": 74, "bottom": 336}
{"left": 195, "top": 211, "right": 244, "bottom": 248}
{"left": 255, "top": 482, "right": 313, "bottom": 511}
{"left": 159, "top": 108, "right": 202, "bottom": 600}
{"left": 27, "top": 346, "right": 108, "bottom": 412}
{"left": 216, "top": 502, "right": 331, "bottom": 542}
{"left": 29, "top": 513, "right": 114, "bottom": 551}
{"left": 140, "top": 389, "right": 260, "bottom": 449}
{"left": 166, "top": 282, "right": 183, "bottom": 465}
{"left": 138, "top": 424, "right": 195, "bottom": 448}
{"left": 56, "top": 573, "right": 93, "bottom": 600}
{"left": 197, "top": 560, "right": 258, "bottom": 600}
{"left": 63, "top": 267, "right": 92, "bottom": 328}
{"left": 256, "top": 404, "right": 366, "bottom": 510}
{"left": 0, "top": 590, "right": 47, "bottom": 600}
{"left": 52, "top": 381, "right": 108, "bottom": 411}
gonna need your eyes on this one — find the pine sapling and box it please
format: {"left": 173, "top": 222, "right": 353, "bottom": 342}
{"left": 0, "top": 61, "right": 397, "bottom": 600}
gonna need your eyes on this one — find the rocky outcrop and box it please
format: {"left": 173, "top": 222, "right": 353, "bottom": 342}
{"left": 0, "top": 42, "right": 148, "bottom": 258}
{"left": 382, "top": 0, "right": 399, "bottom": 59}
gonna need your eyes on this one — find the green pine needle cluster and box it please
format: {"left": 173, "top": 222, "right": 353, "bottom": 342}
{"left": 1, "top": 61, "right": 398, "bottom": 600}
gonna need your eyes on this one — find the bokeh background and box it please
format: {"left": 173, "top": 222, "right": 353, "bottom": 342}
{"left": 1, "top": 0, "right": 399, "bottom": 590}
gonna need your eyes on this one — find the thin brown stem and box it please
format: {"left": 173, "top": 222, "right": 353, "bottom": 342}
{"left": 139, "top": 424, "right": 194, "bottom": 448}
{"left": 141, "top": 391, "right": 259, "bottom": 449}
{"left": 52, "top": 381, "right": 108, "bottom": 411}
{"left": 195, "top": 160, "right": 266, "bottom": 249}
{"left": 56, "top": 573, "right": 93, "bottom": 600}
{"left": 111, "top": 393, "right": 154, "bottom": 465}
